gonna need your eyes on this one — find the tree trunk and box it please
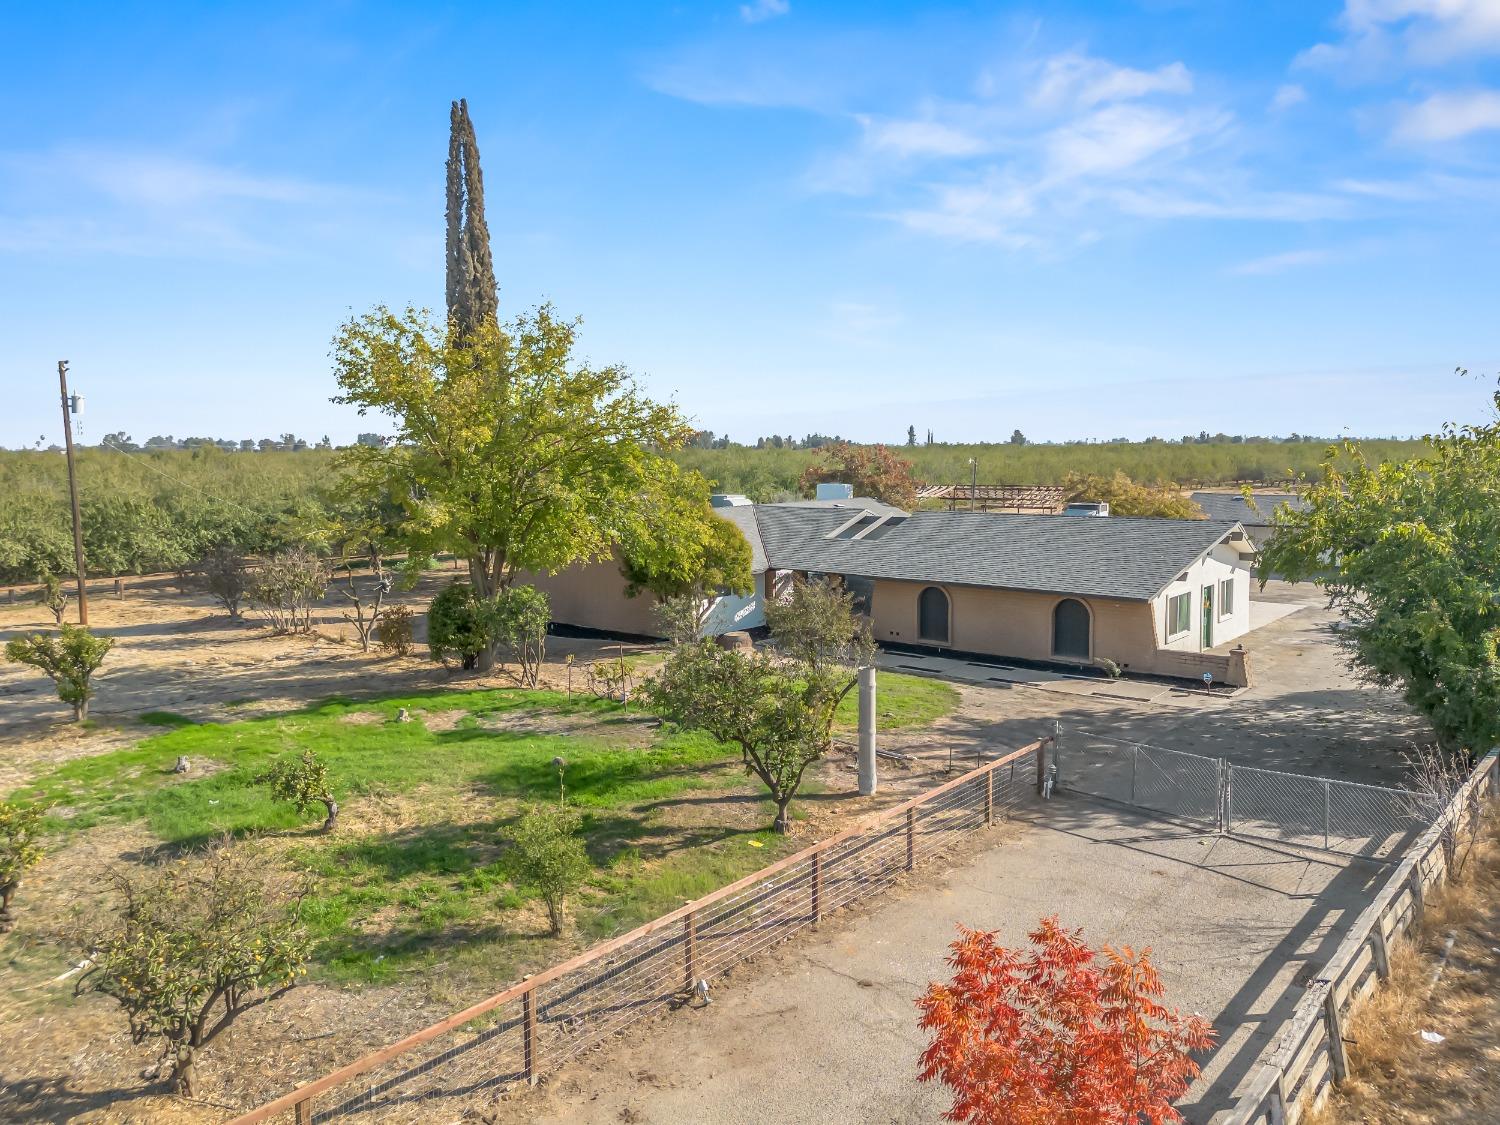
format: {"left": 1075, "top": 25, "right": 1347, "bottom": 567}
{"left": 321, "top": 798, "right": 339, "bottom": 833}
{"left": 170, "top": 1044, "right": 197, "bottom": 1098}
{"left": 73, "top": 698, "right": 87, "bottom": 722}
{"left": 546, "top": 897, "right": 565, "bottom": 936}
{"left": 772, "top": 797, "right": 793, "bottom": 834}
{"left": 0, "top": 882, "right": 16, "bottom": 933}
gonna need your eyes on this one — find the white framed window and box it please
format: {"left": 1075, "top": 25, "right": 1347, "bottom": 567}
{"left": 1167, "top": 591, "right": 1191, "bottom": 638}
{"left": 1218, "top": 577, "right": 1235, "bottom": 618}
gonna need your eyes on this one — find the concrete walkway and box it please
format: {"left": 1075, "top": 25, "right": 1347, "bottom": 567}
{"left": 505, "top": 797, "right": 1386, "bottom": 1125}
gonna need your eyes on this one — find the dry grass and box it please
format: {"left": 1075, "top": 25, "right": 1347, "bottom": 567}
{"left": 1308, "top": 801, "right": 1500, "bottom": 1124}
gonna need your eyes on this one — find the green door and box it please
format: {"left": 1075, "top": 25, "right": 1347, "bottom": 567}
{"left": 1201, "top": 585, "right": 1214, "bottom": 648}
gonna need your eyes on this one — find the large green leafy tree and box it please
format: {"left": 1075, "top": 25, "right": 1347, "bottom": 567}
{"left": 332, "top": 306, "right": 695, "bottom": 664}
{"left": 620, "top": 474, "right": 755, "bottom": 637}
{"left": 1261, "top": 385, "right": 1500, "bottom": 757}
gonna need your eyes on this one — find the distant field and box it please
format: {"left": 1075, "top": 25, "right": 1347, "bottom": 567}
{"left": 672, "top": 438, "right": 1427, "bottom": 500}
{"left": 0, "top": 437, "right": 1427, "bottom": 583}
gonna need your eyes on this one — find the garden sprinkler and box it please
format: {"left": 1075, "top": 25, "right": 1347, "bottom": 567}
{"left": 552, "top": 756, "right": 567, "bottom": 805}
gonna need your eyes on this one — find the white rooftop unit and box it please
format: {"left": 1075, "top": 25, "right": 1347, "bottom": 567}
{"left": 710, "top": 493, "right": 754, "bottom": 507}
{"left": 815, "top": 482, "right": 854, "bottom": 501}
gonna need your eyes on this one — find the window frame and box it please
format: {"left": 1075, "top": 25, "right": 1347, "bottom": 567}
{"left": 1166, "top": 591, "right": 1192, "bottom": 639}
{"left": 1218, "top": 577, "right": 1235, "bottom": 620}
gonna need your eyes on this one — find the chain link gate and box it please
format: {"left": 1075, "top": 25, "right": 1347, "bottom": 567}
{"left": 1054, "top": 726, "right": 1434, "bottom": 860}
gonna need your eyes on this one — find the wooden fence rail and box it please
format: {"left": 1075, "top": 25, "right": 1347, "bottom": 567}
{"left": 230, "top": 738, "right": 1052, "bottom": 1124}
{"left": 1222, "top": 749, "right": 1499, "bottom": 1125}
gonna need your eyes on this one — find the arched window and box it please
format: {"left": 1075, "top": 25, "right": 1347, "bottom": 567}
{"left": 918, "top": 587, "right": 950, "bottom": 644}
{"left": 1053, "top": 598, "right": 1091, "bottom": 660}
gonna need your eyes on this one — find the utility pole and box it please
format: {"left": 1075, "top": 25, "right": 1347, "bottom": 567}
{"left": 57, "top": 360, "right": 88, "bottom": 625}
{"left": 968, "top": 457, "right": 978, "bottom": 512}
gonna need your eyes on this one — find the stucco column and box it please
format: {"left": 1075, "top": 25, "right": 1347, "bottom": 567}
{"left": 857, "top": 665, "right": 877, "bottom": 796}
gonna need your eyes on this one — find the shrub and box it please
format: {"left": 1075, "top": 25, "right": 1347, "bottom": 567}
{"left": 504, "top": 803, "right": 590, "bottom": 936}
{"left": 256, "top": 749, "right": 339, "bottom": 833}
{"left": 194, "top": 543, "right": 251, "bottom": 620}
{"left": 249, "top": 547, "right": 328, "bottom": 635}
{"left": 427, "top": 582, "right": 490, "bottom": 669}
{"left": 0, "top": 802, "right": 44, "bottom": 932}
{"left": 4, "top": 624, "right": 115, "bottom": 720}
{"left": 492, "top": 585, "right": 550, "bottom": 688}
{"left": 38, "top": 573, "right": 69, "bottom": 624}
{"left": 77, "top": 840, "right": 310, "bottom": 1097}
{"left": 375, "top": 604, "right": 415, "bottom": 657}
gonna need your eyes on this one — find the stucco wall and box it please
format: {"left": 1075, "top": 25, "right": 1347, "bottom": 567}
{"left": 525, "top": 559, "right": 764, "bottom": 639}
{"left": 870, "top": 573, "right": 1250, "bottom": 685}
{"left": 1152, "top": 542, "right": 1251, "bottom": 653}
{"left": 523, "top": 559, "right": 661, "bottom": 638}
{"left": 871, "top": 580, "right": 1158, "bottom": 670}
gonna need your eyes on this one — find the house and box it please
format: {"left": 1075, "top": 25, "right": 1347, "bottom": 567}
{"left": 1189, "top": 491, "right": 1306, "bottom": 544}
{"left": 531, "top": 495, "right": 1258, "bottom": 685}
{"left": 752, "top": 507, "right": 1258, "bottom": 685}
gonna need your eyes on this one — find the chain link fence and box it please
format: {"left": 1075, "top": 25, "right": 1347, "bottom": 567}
{"left": 1227, "top": 765, "right": 1436, "bottom": 860}
{"left": 1053, "top": 728, "right": 1224, "bottom": 829}
{"left": 236, "top": 741, "right": 1047, "bottom": 1125}
{"left": 1055, "top": 726, "right": 1435, "bottom": 860}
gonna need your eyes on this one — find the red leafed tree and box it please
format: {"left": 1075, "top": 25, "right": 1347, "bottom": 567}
{"left": 917, "top": 917, "right": 1216, "bottom": 1125}
{"left": 798, "top": 441, "right": 919, "bottom": 509}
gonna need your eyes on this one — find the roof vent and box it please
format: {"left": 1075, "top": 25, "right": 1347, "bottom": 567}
{"left": 815, "top": 482, "right": 854, "bottom": 501}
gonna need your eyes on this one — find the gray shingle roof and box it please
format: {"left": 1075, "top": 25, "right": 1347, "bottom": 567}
{"left": 752, "top": 507, "right": 1247, "bottom": 602}
{"left": 1189, "top": 492, "right": 1306, "bottom": 524}
{"left": 714, "top": 504, "right": 766, "bottom": 573}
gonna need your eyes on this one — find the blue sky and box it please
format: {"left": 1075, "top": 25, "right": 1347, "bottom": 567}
{"left": 3, "top": 1, "right": 1499, "bottom": 448}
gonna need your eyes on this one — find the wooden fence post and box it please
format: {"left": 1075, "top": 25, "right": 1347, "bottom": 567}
{"left": 294, "top": 1099, "right": 312, "bottom": 1125}
{"left": 1324, "top": 985, "right": 1349, "bottom": 1083}
{"left": 984, "top": 770, "right": 994, "bottom": 826}
{"left": 683, "top": 911, "right": 698, "bottom": 990}
{"left": 521, "top": 984, "right": 539, "bottom": 1086}
{"left": 812, "top": 850, "right": 823, "bottom": 925}
{"left": 1370, "top": 926, "right": 1390, "bottom": 980}
{"left": 905, "top": 808, "right": 916, "bottom": 871}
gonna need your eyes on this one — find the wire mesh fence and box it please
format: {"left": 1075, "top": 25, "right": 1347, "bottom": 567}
{"left": 235, "top": 741, "right": 1046, "bottom": 1125}
{"left": 1054, "top": 728, "right": 1223, "bottom": 829}
{"left": 1227, "top": 765, "right": 1437, "bottom": 860}
{"left": 1054, "top": 726, "right": 1436, "bottom": 861}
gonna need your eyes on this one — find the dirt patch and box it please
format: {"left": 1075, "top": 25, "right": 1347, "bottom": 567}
{"left": 474, "top": 709, "right": 657, "bottom": 745}
{"left": 337, "top": 711, "right": 385, "bottom": 726}
{"left": 415, "top": 709, "right": 468, "bottom": 733}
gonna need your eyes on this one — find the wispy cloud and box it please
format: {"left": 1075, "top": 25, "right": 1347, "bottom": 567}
{"left": 739, "top": 0, "right": 789, "bottom": 26}
{"left": 1393, "top": 88, "right": 1500, "bottom": 141}
{"left": 0, "top": 146, "right": 352, "bottom": 259}
{"left": 1298, "top": 0, "right": 1500, "bottom": 71}
{"left": 1270, "top": 83, "right": 1306, "bottom": 111}
{"left": 1229, "top": 248, "right": 1333, "bottom": 276}
{"left": 856, "top": 114, "right": 990, "bottom": 158}
{"left": 1030, "top": 51, "right": 1192, "bottom": 110}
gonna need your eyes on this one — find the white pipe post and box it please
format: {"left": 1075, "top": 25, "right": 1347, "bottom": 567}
{"left": 857, "top": 665, "right": 877, "bottom": 796}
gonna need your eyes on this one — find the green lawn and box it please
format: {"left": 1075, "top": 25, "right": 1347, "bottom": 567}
{"left": 18, "top": 672, "right": 956, "bottom": 988}
{"left": 834, "top": 669, "right": 961, "bottom": 731}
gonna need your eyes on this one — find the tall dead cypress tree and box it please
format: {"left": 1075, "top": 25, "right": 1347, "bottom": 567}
{"left": 444, "top": 98, "right": 499, "bottom": 340}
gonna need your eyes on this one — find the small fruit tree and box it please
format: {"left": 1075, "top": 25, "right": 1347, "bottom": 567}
{"left": 256, "top": 749, "right": 340, "bottom": 833}
{"left": 504, "top": 803, "right": 590, "bottom": 936}
{"left": 77, "top": 840, "right": 310, "bottom": 1097}
{"left": 0, "top": 801, "right": 44, "bottom": 932}
{"left": 4, "top": 624, "right": 115, "bottom": 721}
{"left": 917, "top": 917, "right": 1215, "bottom": 1125}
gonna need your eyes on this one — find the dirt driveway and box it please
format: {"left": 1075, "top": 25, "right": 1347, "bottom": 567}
{"left": 502, "top": 798, "right": 1387, "bottom": 1125}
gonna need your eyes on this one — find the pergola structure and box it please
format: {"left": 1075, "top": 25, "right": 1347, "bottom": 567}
{"left": 915, "top": 484, "right": 1067, "bottom": 514}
